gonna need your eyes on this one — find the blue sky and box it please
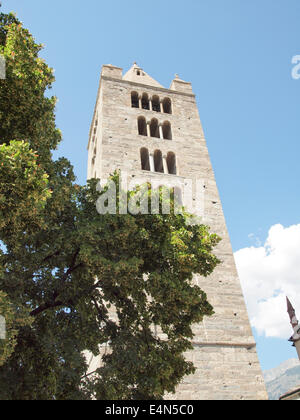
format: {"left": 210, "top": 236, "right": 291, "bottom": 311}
{"left": 3, "top": 0, "right": 300, "bottom": 372}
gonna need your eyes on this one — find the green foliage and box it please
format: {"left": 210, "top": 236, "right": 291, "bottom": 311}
{"left": 81, "top": 175, "right": 220, "bottom": 400}
{"left": 0, "top": 140, "right": 51, "bottom": 231}
{"left": 0, "top": 12, "right": 221, "bottom": 400}
{"left": 0, "top": 290, "right": 31, "bottom": 368}
{"left": 0, "top": 13, "right": 61, "bottom": 162}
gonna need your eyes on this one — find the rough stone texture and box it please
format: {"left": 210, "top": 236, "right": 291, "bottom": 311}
{"left": 86, "top": 63, "right": 268, "bottom": 400}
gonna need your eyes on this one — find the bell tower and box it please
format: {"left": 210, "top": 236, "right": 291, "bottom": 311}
{"left": 87, "top": 63, "right": 268, "bottom": 400}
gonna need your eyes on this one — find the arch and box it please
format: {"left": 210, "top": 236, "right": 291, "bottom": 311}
{"left": 152, "top": 95, "right": 161, "bottom": 112}
{"left": 131, "top": 91, "right": 139, "bottom": 108}
{"left": 162, "top": 121, "right": 172, "bottom": 140}
{"left": 140, "top": 148, "right": 150, "bottom": 171}
{"left": 150, "top": 118, "right": 160, "bottom": 138}
{"left": 154, "top": 150, "right": 164, "bottom": 173}
{"left": 162, "top": 97, "right": 172, "bottom": 114}
{"left": 138, "top": 116, "right": 147, "bottom": 136}
{"left": 141, "top": 93, "right": 150, "bottom": 110}
{"left": 167, "top": 152, "right": 176, "bottom": 175}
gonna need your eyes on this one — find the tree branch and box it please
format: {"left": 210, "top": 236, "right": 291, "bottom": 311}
{"left": 30, "top": 249, "right": 83, "bottom": 317}
{"left": 30, "top": 300, "right": 64, "bottom": 317}
{"left": 91, "top": 296, "right": 106, "bottom": 323}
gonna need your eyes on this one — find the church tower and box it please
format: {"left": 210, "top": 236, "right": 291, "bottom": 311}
{"left": 87, "top": 63, "right": 268, "bottom": 400}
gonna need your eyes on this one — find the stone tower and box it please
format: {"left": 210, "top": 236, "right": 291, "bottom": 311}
{"left": 87, "top": 63, "right": 268, "bottom": 400}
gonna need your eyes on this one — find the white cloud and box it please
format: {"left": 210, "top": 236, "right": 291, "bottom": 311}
{"left": 234, "top": 224, "right": 300, "bottom": 339}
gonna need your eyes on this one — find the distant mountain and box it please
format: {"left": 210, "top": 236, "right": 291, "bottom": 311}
{"left": 264, "top": 359, "right": 300, "bottom": 400}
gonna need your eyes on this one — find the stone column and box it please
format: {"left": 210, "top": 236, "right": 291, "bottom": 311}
{"left": 163, "top": 155, "right": 168, "bottom": 174}
{"left": 147, "top": 122, "right": 151, "bottom": 137}
{"left": 160, "top": 101, "right": 164, "bottom": 113}
{"left": 138, "top": 95, "right": 142, "bottom": 109}
{"left": 159, "top": 124, "right": 164, "bottom": 139}
{"left": 149, "top": 98, "right": 152, "bottom": 111}
{"left": 149, "top": 153, "right": 155, "bottom": 172}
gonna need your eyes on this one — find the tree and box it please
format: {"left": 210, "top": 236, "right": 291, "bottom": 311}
{"left": 0, "top": 140, "right": 49, "bottom": 367}
{"left": 0, "top": 12, "right": 81, "bottom": 399}
{"left": 0, "top": 12, "right": 221, "bottom": 400}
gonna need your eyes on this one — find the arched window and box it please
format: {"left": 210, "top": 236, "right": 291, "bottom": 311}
{"left": 131, "top": 92, "right": 139, "bottom": 108}
{"left": 154, "top": 150, "right": 163, "bottom": 173}
{"left": 162, "top": 98, "right": 172, "bottom": 114}
{"left": 162, "top": 121, "right": 172, "bottom": 140}
{"left": 141, "top": 93, "right": 150, "bottom": 110}
{"left": 138, "top": 116, "right": 147, "bottom": 136}
{"left": 140, "top": 148, "right": 150, "bottom": 171}
{"left": 150, "top": 118, "right": 160, "bottom": 138}
{"left": 167, "top": 152, "right": 176, "bottom": 175}
{"left": 152, "top": 95, "right": 161, "bottom": 112}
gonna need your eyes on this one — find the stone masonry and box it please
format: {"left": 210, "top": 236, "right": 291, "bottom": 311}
{"left": 86, "top": 63, "right": 268, "bottom": 400}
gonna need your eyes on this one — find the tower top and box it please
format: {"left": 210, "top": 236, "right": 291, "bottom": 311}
{"left": 100, "top": 63, "right": 194, "bottom": 94}
{"left": 123, "top": 62, "right": 164, "bottom": 88}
